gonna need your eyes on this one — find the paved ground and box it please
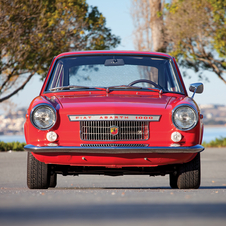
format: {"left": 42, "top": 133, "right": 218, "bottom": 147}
{"left": 0, "top": 148, "right": 226, "bottom": 226}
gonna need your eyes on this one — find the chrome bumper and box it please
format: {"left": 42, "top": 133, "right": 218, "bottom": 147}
{"left": 24, "top": 144, "right": 204, "bottom": 154}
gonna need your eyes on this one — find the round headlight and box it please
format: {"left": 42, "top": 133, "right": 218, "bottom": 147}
{"left": 31, "top": 104, "right": 56, "bottom": 130}
{"left": 172, "top": 105, "right": 198, "bottom": 131}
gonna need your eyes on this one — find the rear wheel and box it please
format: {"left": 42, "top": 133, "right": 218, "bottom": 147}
{"left": 27, "top": 152, "right": 50, "bottom": 189}
{"left": 169, "top": 153, "right": 201, "bottom": 189}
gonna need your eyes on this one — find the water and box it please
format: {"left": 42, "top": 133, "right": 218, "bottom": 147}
{"left": 0, "top": 135, "right": 26, "bottom": 143}
{"left": 0, "top": 126, "right": 226, "bottom": 144}
{"left": 203, "top": 126, "right": 226, "bottom": 143}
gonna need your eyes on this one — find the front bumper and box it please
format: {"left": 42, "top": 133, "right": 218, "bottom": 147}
{"left": 24, "top": 144, "right": 204, "bottom": 154}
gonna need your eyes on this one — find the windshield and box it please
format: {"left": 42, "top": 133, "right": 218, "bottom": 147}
{"left": 46, "top": 55, "right": 184, "bottom": 93}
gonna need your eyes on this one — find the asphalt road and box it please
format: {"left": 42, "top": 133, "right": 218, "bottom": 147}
{"left": 0, "top": 148, "right": 226, "bottom": 226}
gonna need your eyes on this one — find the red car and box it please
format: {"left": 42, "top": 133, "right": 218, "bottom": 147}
{"left": 24, "top": 51, "right": 204, "bottom": 189}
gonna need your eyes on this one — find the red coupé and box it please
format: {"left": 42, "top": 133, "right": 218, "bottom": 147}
{"left": 24, "top": 51, "right": 204, "bottom": 189}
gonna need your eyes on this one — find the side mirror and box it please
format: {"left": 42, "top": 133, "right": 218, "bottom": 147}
{"left": 189, "top": 83, "right": 204, "bottom": 99}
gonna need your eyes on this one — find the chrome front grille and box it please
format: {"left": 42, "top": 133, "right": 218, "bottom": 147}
{"left": 80, "top": 121, "right": 149, "bottom": 141}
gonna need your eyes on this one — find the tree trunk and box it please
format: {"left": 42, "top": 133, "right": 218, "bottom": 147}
{"left": 149, "top": 0, "right": 166, "bottom": 52}
{"left": 131, "top": 0, "right": 166, "bottom": 52}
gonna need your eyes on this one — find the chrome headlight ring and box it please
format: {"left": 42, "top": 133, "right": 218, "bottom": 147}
{"left": 30, "top": 104, "right": 57, "bottom": 130}
{"left": 172, "top": 104, "right": 198, "bottom": 131}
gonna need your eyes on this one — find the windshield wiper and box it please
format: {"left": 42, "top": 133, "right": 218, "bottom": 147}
{"left": 50, "top": 86, "right": 106, "bottom": 91}
{"left": 107, "top": 85, "right": 143, "bottom": 90}
{"left": 142, "top": 87, "right": 163, "bottom": 92}
{"left": 50, "top": 85, "right": 163, "bottom": 96}
{"left": 106, "top": 85, "right": 163, "bottom": 95}
{"left": 50, "top": 85, "right": 89, "bottom": 91}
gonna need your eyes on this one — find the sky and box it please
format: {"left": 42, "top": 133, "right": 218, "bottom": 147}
{"left": 8, "top": 0, "right": 226, "bottom": 110}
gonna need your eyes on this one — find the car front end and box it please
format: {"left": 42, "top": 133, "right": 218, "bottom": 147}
{"left": 24, "top": 51, "right": 204, "bottom": 189}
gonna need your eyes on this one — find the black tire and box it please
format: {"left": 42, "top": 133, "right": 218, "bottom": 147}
{"left": 49, "top": 173, "right": 57, "bottom": 188}
{"left": 177, "top": 153, "right": 201, "bottom": 189}
{"left": 27, "top": 152, "right": 50, "bottom": 189}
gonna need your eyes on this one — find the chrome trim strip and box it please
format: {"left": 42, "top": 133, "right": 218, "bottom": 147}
{"left": 68, "top": 115, "right": 161, "bottom": 121}
{"left": 24, "top": 144, "right": 204, "bottom": 154}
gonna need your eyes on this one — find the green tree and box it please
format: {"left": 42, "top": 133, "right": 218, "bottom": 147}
{"left": 0, "top": 0, "right": 120, "bottom": 103}
{"left": 131, "top": 0, "right": 226, "bottom": 84}
{"left": 165, "top": 0, "right": 226, "bottom": 84}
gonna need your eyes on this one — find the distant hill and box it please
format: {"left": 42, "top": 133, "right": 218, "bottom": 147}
{"left": 200, "top": 104, "right": 226, "bottom": 126}
{"left": 0, "top": 108, "right": 26, "bottom": 135}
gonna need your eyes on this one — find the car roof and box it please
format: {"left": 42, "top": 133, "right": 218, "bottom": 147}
{"left": 55, "top": 50, "right": 174, "bottom": 60}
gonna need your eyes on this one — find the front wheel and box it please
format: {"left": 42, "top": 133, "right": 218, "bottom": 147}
{"left": 27, "top": 152, "right": 50, "bottom": 189}
{"left": 169, "top": 153, "right": 201, "bottom": 189}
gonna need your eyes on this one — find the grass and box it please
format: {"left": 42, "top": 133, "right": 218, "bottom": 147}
{"left": 0, "top": 141, "right": 26, "bottom": 152}
{"left": 202, "top": 137, "right": 226, "bottom": 148}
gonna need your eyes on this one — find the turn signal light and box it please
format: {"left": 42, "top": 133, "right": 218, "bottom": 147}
{"left": 46, "top": 131, "right": 58, "bottom": 142}
{"left": 171, "top": 132, "right": 182, "bottom": 142}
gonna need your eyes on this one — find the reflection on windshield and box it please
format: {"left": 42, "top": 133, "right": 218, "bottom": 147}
{"left": 46, "top": 55, "right": 183, "bottom": 93}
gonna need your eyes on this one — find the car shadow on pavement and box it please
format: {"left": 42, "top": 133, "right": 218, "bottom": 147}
{"left": 53, "top": 186, "right": 171, "bottom": 190}
{"left": 199, "top": 186, "right": 226, "bottom": 189}
{"left": 52, "top": 185, "right": 226, "bottom": 190}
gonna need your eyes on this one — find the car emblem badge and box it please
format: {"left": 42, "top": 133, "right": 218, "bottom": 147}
{"left": 110, "top": 125, "right": 119, "bottom": 135}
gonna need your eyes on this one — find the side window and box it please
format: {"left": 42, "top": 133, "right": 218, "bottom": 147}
{"left": 166, "top": 62, "right": 181, "bottom": 92}
{"left": 49, "top": 61, "right": 64, "bottom": 89}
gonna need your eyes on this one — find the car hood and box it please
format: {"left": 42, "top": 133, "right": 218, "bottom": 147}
{"left": 54, "top": 94, "right": 175, "bottom": 115}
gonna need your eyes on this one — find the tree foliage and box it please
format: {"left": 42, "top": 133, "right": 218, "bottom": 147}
{"left": 131, "top": 0, "right": 226, "bottom": 84}
{"left": 0, "top": 0, "right": 120, "bottom": 103}
{"left": 165, "top": 0, "right": 226, "bottom": 84}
